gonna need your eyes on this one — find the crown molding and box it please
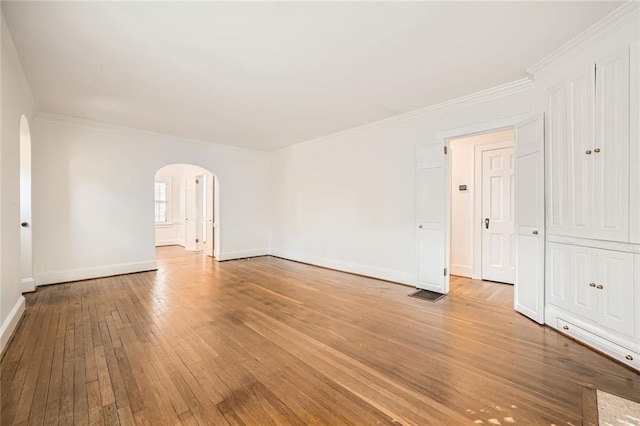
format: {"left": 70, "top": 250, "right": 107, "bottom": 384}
{"left": 527, "top": 1, "right": 640, "bottom": 79}
{"left": 275, "top": 77, "right": 534, "bottom": 153}
{"left": 33, "top": 111, "right": 266, "bottom": 154}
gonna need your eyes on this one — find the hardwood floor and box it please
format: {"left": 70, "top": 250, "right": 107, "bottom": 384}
{"left": 2, "top": 246, "right": 639, "bottom": 425}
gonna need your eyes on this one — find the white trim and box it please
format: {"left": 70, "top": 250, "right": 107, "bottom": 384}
{"left": 545, "top": 305, "right": 639, "bottom": 371}
{"left": 547, "top": 234, "right": 640, "bottom": 254}
{"left": 36, "top": 260, "right": 158, "bottom": 286}
{"left": 217, "top": 248, "right": 269, "bottom": 261}
{"left": 0, "top": 296, "right": 26, "bottom": 355}
{"left": 155, "top": 239, "right": 183, "bottom": 247}
{"left": 269, "top": 248, "right": 415, "bottom": 286}
{"left": 527, "top": 1, "right": 640, "bottom": 78}
{"left": 274, "top": 78, "right": 534, "bottom": 154}
{"left": 21, "top": 277, "right": 35, "bottom": 293}
{"left": 437, "top": 113, "right": 531, "bottom": 295}
{"left": 154, "top": 179, "right": 171, "bottom": 225}
{"left": 33, "top": 112, "right": 265, "bottom": 154}
{"left": 450, "top": 264, "right": 472, "bottom": 278}
{"left": 34, "top": 79, "right": 534, "bottom": 154}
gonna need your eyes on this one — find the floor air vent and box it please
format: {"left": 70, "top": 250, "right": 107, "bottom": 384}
{"left": 409, "top": 289, "right": 444, "bottom": 302}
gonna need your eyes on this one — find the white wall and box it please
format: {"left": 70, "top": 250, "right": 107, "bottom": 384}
{"left": 31, "top": 115, "right": 269, "bottom": 285}
{"left": 1, "top": 13, "right": 36, "bottom": 351}
{"left": 450, "top": 129, "right": 513, "bottom": 278}
{"left": 269, "top": 85, "right": 534, "bottom": 286}
{"left": 154, "top": 163, "right": 212, "bottom": 248}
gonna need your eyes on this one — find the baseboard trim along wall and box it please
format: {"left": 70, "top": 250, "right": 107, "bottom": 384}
{"left": 450, "top": 264, "right": 472, "bottom": 278}
{"left": 21, "top": 277, "right": 36, "bottom": 293}
{"left": 217, "top": 249, "right": 269, "bottom": 261}
{"left": 155, "top": 239, "right": 184, "bottom": 247}
{"left": 0, "top": 296, "right": 26, "bottom": 355}
{"left": 269, "top": 248, "right": 415, "bottom": 286}
{"left": 35, "top": 260, "right": 158, "bottom": 286}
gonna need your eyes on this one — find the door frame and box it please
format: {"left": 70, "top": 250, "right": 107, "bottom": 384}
{"left": 434, "top": 113, "right": 531, "bottom": 295}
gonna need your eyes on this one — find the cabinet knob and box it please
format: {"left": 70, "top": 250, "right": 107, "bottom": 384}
{"left": 589, "top": 283, "right": 596, "bottom": 287}
{"left": 419, "top": 225, "right": 423, "bottom": 229}
{"left": 596, "top": 284, "right": 604, "bottom": 290}
{"left": 626, "top": 355, "right": 634, "bottom": 361}
{"left": 585, "top": 150, "right": 592, "bottom": 154}
{"left": 532, "top": 230, "right": 538, "bottom": 235}
{"left": 593, "top": 148, "right": 601, "bottom": 153}
{"left": 562, "top": 325, "right": 569, "bottom": 330}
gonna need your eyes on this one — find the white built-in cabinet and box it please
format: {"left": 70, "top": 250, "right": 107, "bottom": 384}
{"left": 546, "top": 47, "right": 630, "bottom": 242}
{"left": 542, "top": 37, "right": 639, "bottom": 371}
{"left": 546, "top": 243, "right": 635, "bottom": 337}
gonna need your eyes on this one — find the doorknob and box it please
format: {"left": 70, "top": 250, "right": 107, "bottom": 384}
{"left": 484, "top": 218, "right": 490, "bottom": 229}
{"left": 21, "top": 222, "right": 29, "bottom": 228}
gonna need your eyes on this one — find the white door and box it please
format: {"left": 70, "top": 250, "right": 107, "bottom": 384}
{"left": 596, "top": 249, "right": 634, "bottom": 336}
{"left": 19, "top": 116, "right": 34, "bottom": 292}
{"left": 566, "top": 67, "right": 595, "bottom": 238}
{"left": 545, "top": 242, "right": 570, "bottom": 310}
{"left": 417, "top": 144, "right": 447, "bottom": 293}
{"left": 184, "top": 177, "right": 197, "bottom": 251}
{"left": 594, "top": 46, "right": 630, "bottom": 242}
{"left": 195, "top": 175, "right": 204, "bottom": 252}
{"left": 514, "top": 116, "right": 545, "bottom": 323}
{"left": 481, "top": 147, "right": 515, "bottom": 284}
{"left": 569, "top": 245, "right": 598, "bottom": 320}
{"left": 545, "top": 81, "right": 568, "bottom": 236}
{"left": 204, "top": 174, "right": 215, "bottom": 257}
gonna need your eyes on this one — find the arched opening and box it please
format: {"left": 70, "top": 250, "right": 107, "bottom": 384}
{"left": 20, "top": 115, "right": 34, "bottom": 292}
{"left": 153, "top": 164, "right": 220, "bottom": 259}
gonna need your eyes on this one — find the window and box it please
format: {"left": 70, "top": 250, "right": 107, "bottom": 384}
{"left": 154, "top": 181, "right": 170, "bottom": 224}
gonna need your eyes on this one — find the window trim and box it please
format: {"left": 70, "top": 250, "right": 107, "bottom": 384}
{"left": 154, "top": 179, "right": 172, "bottom": 226}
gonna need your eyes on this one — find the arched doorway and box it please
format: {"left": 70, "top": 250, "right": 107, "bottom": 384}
{"left": 153, "top": 164, "right": 220, "bottom": 258}
{"left": 20, "top": 115, "right": 34, "bottom": 292}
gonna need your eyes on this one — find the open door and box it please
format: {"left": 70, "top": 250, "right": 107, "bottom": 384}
{"left": 195, "top": 176, "right": 204, "bottom": 252}
{"left": 184, "top": 177, "right": 197, "bottom": 251}
{"left": 204, "top": 174, "right": 215, "bottom": 257}
{"left": 417, "top": 144, "right": 448, "bottom": 293}
{"left": 514, "top": 116, "right": 545, "bottom": 323}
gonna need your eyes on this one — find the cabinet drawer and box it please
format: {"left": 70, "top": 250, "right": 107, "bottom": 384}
{"left": 556, "top": 318, "right": 639, "bottom": 371}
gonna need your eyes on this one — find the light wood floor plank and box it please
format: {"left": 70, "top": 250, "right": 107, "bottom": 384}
{"left": 2, "top": 246, "right": 639, "bottom": 425}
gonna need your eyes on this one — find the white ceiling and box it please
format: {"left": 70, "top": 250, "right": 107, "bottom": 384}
{"left": 2, "top": 1, "right": 621, "bottom": 151}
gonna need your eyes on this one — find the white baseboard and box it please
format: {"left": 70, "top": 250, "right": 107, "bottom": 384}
{"left": 36, "top": 260, "right": 158, "bottom": 286}
{"left": 268, "top": 248, "right": 415, "bottom": 286}
{"left": 450, "top": 264, "right": 472, "bottom": 278}
{"left": 0, "top": 296, "right": 26, "bottom": 355}
{"left": 21, "top": 277, "right": 35, "bottom": 293}
{"left": 217, "top": 248, "right": 269, "bottom": 261}
{"left": 155, "top": 239, "right": 184, "bottom": 247}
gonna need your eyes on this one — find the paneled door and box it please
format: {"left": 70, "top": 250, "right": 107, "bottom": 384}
{"left": 596, "top": 249, "right": 635, "bottom": 336}
{"left": 184, "top": 177, "right": 197, "bottom": 251}
{"left": 514, "top": 116, "right": 545, "bottom": 324}
{"left": 481, "top": 147, "right": 515, "bottom": 284}
{"left": 594, "top": 46, "right": 630, "bottom": 242}
{"left": 417, "top": 144, "right": 447, "bottom": 293}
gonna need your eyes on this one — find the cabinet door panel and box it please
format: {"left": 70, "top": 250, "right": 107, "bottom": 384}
{"left": 546, "top": 243, "right": 570, "bottom": 309}
{"left": 594, "top": 46, "right": 630, "bottom": 242}
{"left": 597, "top": 250, "right": 635, "bottom": 337}
{"left": 566, "top": 70, "right": 594, "bottom": 238}
{"left": 569, "top": 246, "right": 597, "bottom": 319}
{"left": 545, "top": 82, "right": 568, "bottom": 236}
